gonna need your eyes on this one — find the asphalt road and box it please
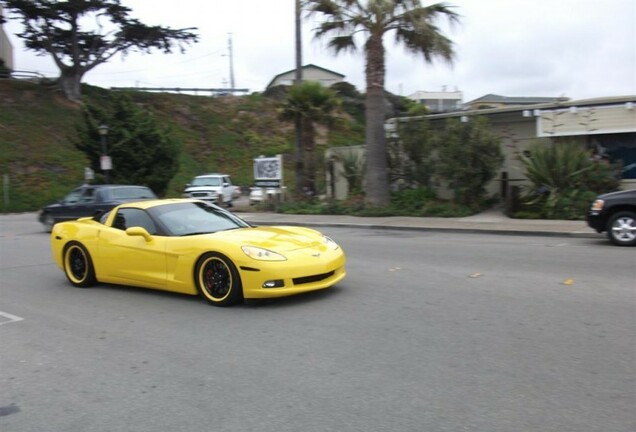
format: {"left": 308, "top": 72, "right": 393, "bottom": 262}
{"left": 1, "top": 214, "right": 635, "bottom": 432}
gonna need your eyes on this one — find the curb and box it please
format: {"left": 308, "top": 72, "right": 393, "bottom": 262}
{"left": 243, "top": 219, "right": 600, "bottom": 239}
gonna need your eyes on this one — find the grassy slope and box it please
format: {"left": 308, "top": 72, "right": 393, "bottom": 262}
{"left": 0, "top": 80, "right": 364, "bottom": 212}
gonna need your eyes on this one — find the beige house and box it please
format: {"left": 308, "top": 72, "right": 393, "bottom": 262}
{"left": 407, "top": 90, "right": 463, "bottom": 113}
{"left": 465, "top": 94, "right": 567, "bottom": 110}
{"left": 326, "top": 95, "right": 636, "bottom": 200}
{"left": 0, "top": 6, "right": 14, "bottom": 71}
{"left": 266, "top": 64, "right": 344, "bottom": 89}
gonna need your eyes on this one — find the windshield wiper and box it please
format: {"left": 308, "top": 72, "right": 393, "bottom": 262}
{"left": 180, "top": 231, "right": 216, "bottom": 236}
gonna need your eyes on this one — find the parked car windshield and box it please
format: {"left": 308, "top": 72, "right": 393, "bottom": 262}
{"left": 149, "top": 201, "right": 250, "bottom": 236}
{"left": 191, "top": 177, "right": 222, "bottom": 187}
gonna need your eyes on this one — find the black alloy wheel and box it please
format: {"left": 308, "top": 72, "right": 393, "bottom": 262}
{"left": 195, "top": 252, "right": 243, "bottom": 306}
{"left": 63, "top": 242, "right": 97, "bottom": 287}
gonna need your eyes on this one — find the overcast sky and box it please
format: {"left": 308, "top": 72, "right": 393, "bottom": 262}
{"left": 3, "top": 0, "right": 635, "bottom": 103}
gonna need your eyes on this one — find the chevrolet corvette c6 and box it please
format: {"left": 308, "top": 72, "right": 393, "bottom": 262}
{"left": 51, "top": 199, "right": 346, "bottom": 306}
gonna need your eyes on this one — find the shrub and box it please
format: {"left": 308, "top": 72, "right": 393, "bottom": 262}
{"left": 519, "top": 140, "right": 621, "bottom": 219}
{"left": 434, "top": 117, "right": 504, "bottom": 209}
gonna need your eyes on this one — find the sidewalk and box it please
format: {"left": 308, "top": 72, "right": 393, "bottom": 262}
{"left": 0, "top": 208, "right": 598, "bottom": 239}
{"left": 235, "top": 207, "right": 597, "bottom": 239}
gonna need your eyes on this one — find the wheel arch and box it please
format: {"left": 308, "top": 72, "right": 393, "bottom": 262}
{"left": 604, "top": 204, "right": 636, "bottom": 229}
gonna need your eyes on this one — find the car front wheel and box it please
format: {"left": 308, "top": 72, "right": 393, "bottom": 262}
{"left": 195, "top": 252, "right": 243, "bottom": 306}
{"left": 42, "top": 213, "right": 55, "bottom": 232}
{"left": 63, "top": 242, "right": 97, "bottom": 287}
{"left": 607, "top": 211, "right": 636, "bottom": 246}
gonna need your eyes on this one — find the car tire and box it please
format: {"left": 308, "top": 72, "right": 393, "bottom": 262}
{"left": 42, "top": 213, "right": 55, "bottom": 232}
{"left": 606, "top": 211, "right": 636, "bottom": 246}
{"left": 63, "top": 242, "right": 97, "bottom": 287}
{"left": 195, "top": 252, "right": 243, "bottom": 306}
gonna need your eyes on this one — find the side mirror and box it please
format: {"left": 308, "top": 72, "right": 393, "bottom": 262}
{"left": 126, "top": 226, "right": 153, "bottom": 242}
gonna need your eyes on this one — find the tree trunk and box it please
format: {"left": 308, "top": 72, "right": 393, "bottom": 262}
{"left": 364, "top": 35, "right": 390, "bottom": 206}
{"left": 294, "top": 115, "right": 305, "bottom": 197}
{"left": 303, "top": 120, "right": 316, "bottom": 196}
{"left": 58, "top": 69, "right": 83, "bottom": 102}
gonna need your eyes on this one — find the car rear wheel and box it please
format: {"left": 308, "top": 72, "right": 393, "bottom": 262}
{"left": 195, "top": 252, "right": 243, "bottom": 306}
{"left": 63, "top": 242, "right": 97, "bottom": 287}
{"left": 607, "top": 211, "right": 636, "bottom": 246}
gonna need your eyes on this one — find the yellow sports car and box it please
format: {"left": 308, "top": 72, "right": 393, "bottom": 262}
{"left": 51, "top": 199, "right": 346, "bottom": 306}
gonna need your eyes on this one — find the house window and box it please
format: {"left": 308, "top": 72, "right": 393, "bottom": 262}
{"left": 597, "top": 133, "right": 636, "bottom": 179}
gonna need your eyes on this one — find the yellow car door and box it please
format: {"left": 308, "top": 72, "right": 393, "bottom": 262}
{"left": 97, "top": 208, "right": 167, "bottom": 289}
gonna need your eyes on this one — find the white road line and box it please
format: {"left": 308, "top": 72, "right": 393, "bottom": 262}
{"left": 0, "top": 311, "right": 24, "bottom": 326}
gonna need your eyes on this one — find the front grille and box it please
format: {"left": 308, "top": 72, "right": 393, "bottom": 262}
{"left": 192, "top": 192, "right": 212, "bottom": 197}
{"left": 293, "top": 271, "right": 335, "bottom": 286}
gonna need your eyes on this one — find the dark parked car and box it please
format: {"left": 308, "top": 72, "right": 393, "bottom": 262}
{"left": 38, "top": 184, "right": 157, "bottom": 232}
{"left": 587, "top": 189, "right": 636, "bottom": 246}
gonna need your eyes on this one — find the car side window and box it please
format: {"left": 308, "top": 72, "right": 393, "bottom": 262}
{"left": 112, "top": 208, "right": 157, "bottom": 234}
{"left": 80, "top": 188, "right": 96, "bottom": 203}
{"left": 64, "top": 189, "right": 83, "bottom": 204}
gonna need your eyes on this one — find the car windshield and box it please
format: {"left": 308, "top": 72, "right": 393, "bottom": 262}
{"left": 149, "top": 201, "right": 250, "bottom": 236}
{"left": 191, "top": 177, "right": 222, "bottom": 187}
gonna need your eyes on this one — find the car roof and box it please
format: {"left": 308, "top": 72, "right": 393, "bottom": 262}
{"left": 116, "top": 198, "right": 201, "bottom": 210}
{"left": 82, "top": 184, "right": 151, "bottom": 189}
{"left": 195, "top": 173, "right": 228, "bottom": 177}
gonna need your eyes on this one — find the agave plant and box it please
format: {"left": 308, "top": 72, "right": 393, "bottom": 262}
{"left": 520, "top": 140, "right": 618, "bottom": 218}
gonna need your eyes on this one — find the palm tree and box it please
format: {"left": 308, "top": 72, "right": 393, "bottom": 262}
{"left": 304, "top": 0, "right": 460, "bottom": 206}
{"left": 279, "top": 81, "right": 341, "bottom": 196}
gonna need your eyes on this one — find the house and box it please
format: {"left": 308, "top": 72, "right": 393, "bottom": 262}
{"left": 425, "top": 95, "right": 636, "bottom": 190}
{"left": 326, "top": 95, "right": 636, "bottom": 201}
{"left": 0, "top": 6, "right": 14, "bottom": 71}
{"left": 465, "top": 94, "right": 568, "bottom": 110}
{"left": 266, "top": 64, "right": 344, "bottom": 89}
{"left": 407, "top": 90, "right": 463, "bottom": 113}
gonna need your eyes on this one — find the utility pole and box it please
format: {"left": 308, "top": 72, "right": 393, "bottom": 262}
{"left": 228, "top": 33, "right": 235, "bottom": 94}
{"left": 294, "top": 0, "right": 304, "bottom": 197}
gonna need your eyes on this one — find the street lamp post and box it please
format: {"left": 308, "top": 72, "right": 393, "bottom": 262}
{"left": 97, "top": 123, "right": 110, "bottom": 183}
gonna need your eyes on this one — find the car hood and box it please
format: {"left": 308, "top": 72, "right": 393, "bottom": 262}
{"left": 598, "top": 189, "right": 636, "bottom": 201}
{"left": 211, "top": 226, "right": 325, "bottom": 253}
{"left": 185, "top": 186, "right": 222, "bottom": 192}
{"left": 42, "top": 202, "right": 63, "bottom": 211}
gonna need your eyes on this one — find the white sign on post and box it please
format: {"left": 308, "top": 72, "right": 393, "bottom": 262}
{"left": 253, "top": 155, "right": 283, "bottom": 187}
{"left": 100, "top": 156, "right": 112, "bottom": 171}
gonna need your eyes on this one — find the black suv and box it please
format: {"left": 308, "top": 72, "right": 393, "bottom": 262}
{"left": 587, "top": 189, "right": 636, "bottom": 246}
{"left": 39, "top": 184, "right": 156, "bottom": 232}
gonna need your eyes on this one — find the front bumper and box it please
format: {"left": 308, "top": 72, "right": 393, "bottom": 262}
{"left": 183, "top": 192, "right": 220, "bottom": 203}
{"left": 586, "top": 212, "right": 606, "bottom": 233}
{"left": 238, "top": 250, "right": 346, "bottom": 299}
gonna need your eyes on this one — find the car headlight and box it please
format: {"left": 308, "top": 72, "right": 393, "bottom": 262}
{"left": 242, "top": 246, "right": 287, "bottom": 261}
{"left": 591, "top": 199, "right": 604, "bottom": 212}
{"left": 322, "top": 235, "right": 340, "bottom": 250}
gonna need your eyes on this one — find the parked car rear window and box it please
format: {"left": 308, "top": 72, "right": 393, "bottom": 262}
{"left": 109, "top": 187, "right": 156, "bottom": 200}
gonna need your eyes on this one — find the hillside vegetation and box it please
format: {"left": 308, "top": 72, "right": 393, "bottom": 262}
{"left": 0, "top": 80, "right": 365, "bottom": 212}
